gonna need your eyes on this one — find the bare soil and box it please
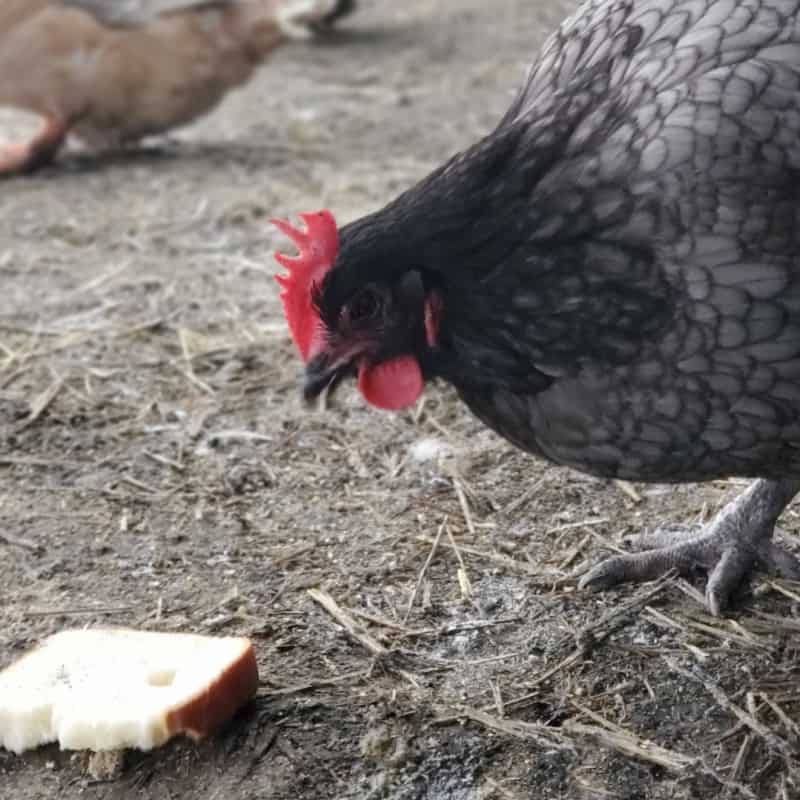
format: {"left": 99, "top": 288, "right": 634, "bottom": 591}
{"left": 1, "top": 2, "right": 799, "bottom": 799}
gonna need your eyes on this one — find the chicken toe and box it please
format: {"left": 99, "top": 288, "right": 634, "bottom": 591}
{"left": 578, "top": 478, "right": 800, "bottom": 615}
{"left": 0, "top": 117, "right": 67, "bottom": 176}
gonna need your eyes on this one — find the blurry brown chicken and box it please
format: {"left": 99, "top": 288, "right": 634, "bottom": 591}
{"left": 275, "top": 0, "right": 800, "bottom": 616}
{"left": 0, "top": 0, "right": 352, "bottom": 174}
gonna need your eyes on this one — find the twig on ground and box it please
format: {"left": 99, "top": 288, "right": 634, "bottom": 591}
{"left": 16, "top": 374, "right": 64, "bottom": 430}
{"left": 433, "top": 705, "right": 573, "bottom": 751}
{"left": 447, "top": 525, "right": 473, "bottom": 601}
{"left": 566, "top": 703, "right": 696, "bottom": 773}
{"left": 722, "top": 735, "right": 753, "bottom": 800}
{"left": 398, "top": 616, "right": 522, "bottom": 640}
{"left": 308, "top": 588, "right": 387, "bottom": 657}
{"left": 662, "top": 657, "right": 795, "bottom": 762}
{"left": 0, "top": 531, "right": 41, "bottom": 552}
{"left": 258, "top": 669, "right": 367, "bottom": 697}
{"left": 414, "top": 535, "right": 561, "bottom": 582}
{"left": 453, "top": 478, "right": 476, "bottom": 537}
{"left": 307, "top": 588, "right": 419, "bottom": 687}
{"left": 614, "top": 480, "right": 642, "bottom": 503}
{"left": 23, "top": 606, "right": 135, "bottom": 617}
{"left": 404, "top": 517, "right": 446, "bottom": 623}
{"left": 499, "top": 576, "right": 674, "bottom": 714}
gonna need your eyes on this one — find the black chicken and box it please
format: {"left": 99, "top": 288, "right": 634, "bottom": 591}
{"left": 273, "top": 0, "right": 800, "bottom": 615}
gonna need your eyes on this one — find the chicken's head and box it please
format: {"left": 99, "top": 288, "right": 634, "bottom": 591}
{"left": 272, "top": 210, "right": 440, "bottom": 410}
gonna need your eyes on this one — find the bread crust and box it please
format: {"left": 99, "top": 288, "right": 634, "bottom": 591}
{"left": 165, "top": 638, "right": 259, "bottom": 740}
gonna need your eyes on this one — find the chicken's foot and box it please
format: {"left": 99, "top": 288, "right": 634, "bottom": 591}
{"left": 0, "top": 116, "right": 67, "bottom": 176}
{"left": 579, "top": 477, "right": 800, "bottom": 615}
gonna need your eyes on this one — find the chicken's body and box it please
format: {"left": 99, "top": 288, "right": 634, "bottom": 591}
{"left": 0, "top": 0, "right": 350, "bottom": 173}
{"left": 276, "top": 0, "right": 800, "bottom": 614}
{"left": 439, "top": 0, "right": 800, "bottom": 487}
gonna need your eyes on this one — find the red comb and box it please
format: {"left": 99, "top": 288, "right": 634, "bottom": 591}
{"left": 271, "top": 210, "right": 339, "bottom": 361}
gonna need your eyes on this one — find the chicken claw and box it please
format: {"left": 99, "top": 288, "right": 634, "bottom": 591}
{"left": 579, "top": 478, "right": 800, "bottom": 616}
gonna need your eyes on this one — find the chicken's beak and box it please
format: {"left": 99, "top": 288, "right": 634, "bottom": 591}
{"left": 303, "top": 352, "right": 354, "bottom": 404}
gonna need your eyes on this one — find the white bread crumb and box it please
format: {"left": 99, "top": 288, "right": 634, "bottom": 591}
{"left": 0, "top": 628, "right": 258, "bottom": 754}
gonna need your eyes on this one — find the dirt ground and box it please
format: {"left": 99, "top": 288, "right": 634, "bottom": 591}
{"left": 1, "top": 1, "right": 800, "bottom": 798}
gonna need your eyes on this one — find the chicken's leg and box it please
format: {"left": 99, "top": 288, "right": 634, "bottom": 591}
{"left": 0, "top": 116, "right": 67, "bottom": 176}
{"left": 579, "top": 478, "right": 800, "bottom": 615}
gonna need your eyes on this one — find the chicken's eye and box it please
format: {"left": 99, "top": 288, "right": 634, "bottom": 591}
{"left": 346, "top": 289, "right": 382, "bottom": 323}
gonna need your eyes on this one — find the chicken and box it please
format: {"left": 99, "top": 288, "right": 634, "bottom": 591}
{"left": 0, "top": 0, "right": 351, "bottom": 175}
{"left": 273, "top": 0, "right": 800, "bottom": 616}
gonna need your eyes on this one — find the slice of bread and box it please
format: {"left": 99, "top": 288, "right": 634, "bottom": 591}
{"left": 0, "top": 628, "right": 259, "bottom": 754}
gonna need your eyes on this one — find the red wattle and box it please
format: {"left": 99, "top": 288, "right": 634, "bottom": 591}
{"left": 357, "top": 356, "right": 423, "bottom": 410}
